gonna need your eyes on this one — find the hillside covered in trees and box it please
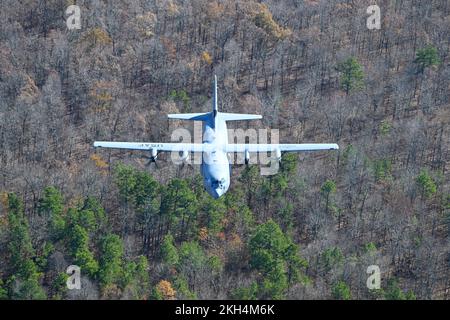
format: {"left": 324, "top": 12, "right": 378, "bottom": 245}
{"left": 0, "top": 0, "right": 449, "bottom": 300}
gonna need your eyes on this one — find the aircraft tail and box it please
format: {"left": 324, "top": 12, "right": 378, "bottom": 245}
{"left": 211, "top": 75, "right": 261, "bottom": 121}
{"left": 168, "top": 75, "right": 262, "bottom": 122}
{"left": 167, "top": 75, "right": 218, "bottom": 122}
{"left": 212, "top": 74, "right": 218, "bottom": 117}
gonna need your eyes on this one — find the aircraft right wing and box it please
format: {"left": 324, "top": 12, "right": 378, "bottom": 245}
{"left": 225, "top": 143, "right": 339, "bottom": 153}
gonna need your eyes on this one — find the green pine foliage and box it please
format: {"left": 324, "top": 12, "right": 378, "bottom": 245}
{"left": 161, "top": 179, "right": 198, "bottom": 236}
{"left": 0, "top": 156, "right": 440, "bottom": 300}
{"left": 332, "top": 280, "right": 351, "bottom": 300}
{"left": 416, "top": 170, "right": 437, "bottom": 199}
{"left": 68, "top": 224, "right": 99, "bottom": 277}
{"left": 173, "top": 276, "right": 197, "bottom": 300}
{"left": 98, "top": 233, "right": 124, "bottom": 288}
{"left": 51, "top": 273, "right": 69, "bottom": 300}
{"left": 6, "top": 194, "right": 46, "bottom": 299}
{"left": 384, "top": 279, "right": 416, "bottom": 300}
{"left": 321, "top": 247, "right": 344, "bottom": 271}
{"left": 201, "top": 196, "right": 227, "bottom": 235}
{"left": 415, "top": 45, "right": 440, "bottom": 73}
{"left": 38, "top": 187, "right": 65, "bottom": 239}
{"left": 160, "top": 233, "right": 179, "bottom": 266}
{"left": 0, "top": 280, "right": 8, "bottom": 300}
{"left": 231, "top": 282, "right": 258, "bottom": 300}
{"left": 321, "top": 179, "right": 337, "bottom": 215}
{"left": 249, "top": 219, "right": 307, "bottom": 299}
{"left": 373, "top": 159, "right": 392, "bottom": 181}
{"left": 337, "top": 57, "right": 365, "bottom": 94}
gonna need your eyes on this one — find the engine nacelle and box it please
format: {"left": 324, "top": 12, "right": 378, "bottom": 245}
{"left": 275, "top": 148, "right": 282, "bottom": 162}
{"left": 150, "top": 148, "right": 158, "bottom": 160}
{"left": 180, "top": 150, "right": 189, "bottom": 162}
{"left": 244, "top": 150, "right": 250, "bottom": 165}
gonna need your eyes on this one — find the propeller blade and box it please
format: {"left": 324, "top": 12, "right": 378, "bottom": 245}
{"left": 145, "top": 158, "right": 153, "bottom": 166}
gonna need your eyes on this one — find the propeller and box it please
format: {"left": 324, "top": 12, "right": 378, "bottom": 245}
{"left": 142, "top": 155, "right": 159, "bottom": 168}
{"left": 141, "top": 148, "right": 159, "bottom": 169}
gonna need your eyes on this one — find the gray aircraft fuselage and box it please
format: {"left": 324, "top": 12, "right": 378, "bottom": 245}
{"left": 201, "top": 114, "right": 231, "bottom": 199}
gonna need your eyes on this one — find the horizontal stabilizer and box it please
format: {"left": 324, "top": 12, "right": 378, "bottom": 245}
{"left": 220, "top": 113, "right": 262, "bottom": 121}
{"left": 168, "top": 113, "right": 210, "bottom": 121}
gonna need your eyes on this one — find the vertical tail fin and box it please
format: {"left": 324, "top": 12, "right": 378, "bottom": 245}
{"left": 168, "top": 75, "right": 219, "bottom": 122}
{"left": 213, "top": 75, "right": 218, "bottom": 117}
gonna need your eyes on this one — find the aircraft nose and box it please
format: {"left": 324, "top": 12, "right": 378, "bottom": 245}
{"left": 213, "top": 188, "right": 224, "bottom": 199}
{"left": 209, "top": 187, "right": 226, "bottom": 199}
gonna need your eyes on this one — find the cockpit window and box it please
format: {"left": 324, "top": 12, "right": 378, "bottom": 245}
{"left": 212, "top": 178, "right": 226, "bottom": 189}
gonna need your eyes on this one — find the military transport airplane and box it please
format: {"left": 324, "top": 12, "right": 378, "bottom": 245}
{"left": 94, "top": 76, "right": 339, "bottom": 198}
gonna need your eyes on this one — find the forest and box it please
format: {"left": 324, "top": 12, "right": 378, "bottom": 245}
{"left": 0, "top": 0, "right": 449, "bottom": 300}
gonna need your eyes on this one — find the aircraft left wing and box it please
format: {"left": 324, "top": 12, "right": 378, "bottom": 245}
{"left": 93, "top": 141, "right": 213, "bottom": 152}
{"left": 225, "top": 143, "right": 339, "bottom": 152}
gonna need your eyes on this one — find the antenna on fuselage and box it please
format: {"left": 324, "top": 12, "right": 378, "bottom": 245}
{"left": 212, "top": 75, "right": 218, "bottom": 118}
